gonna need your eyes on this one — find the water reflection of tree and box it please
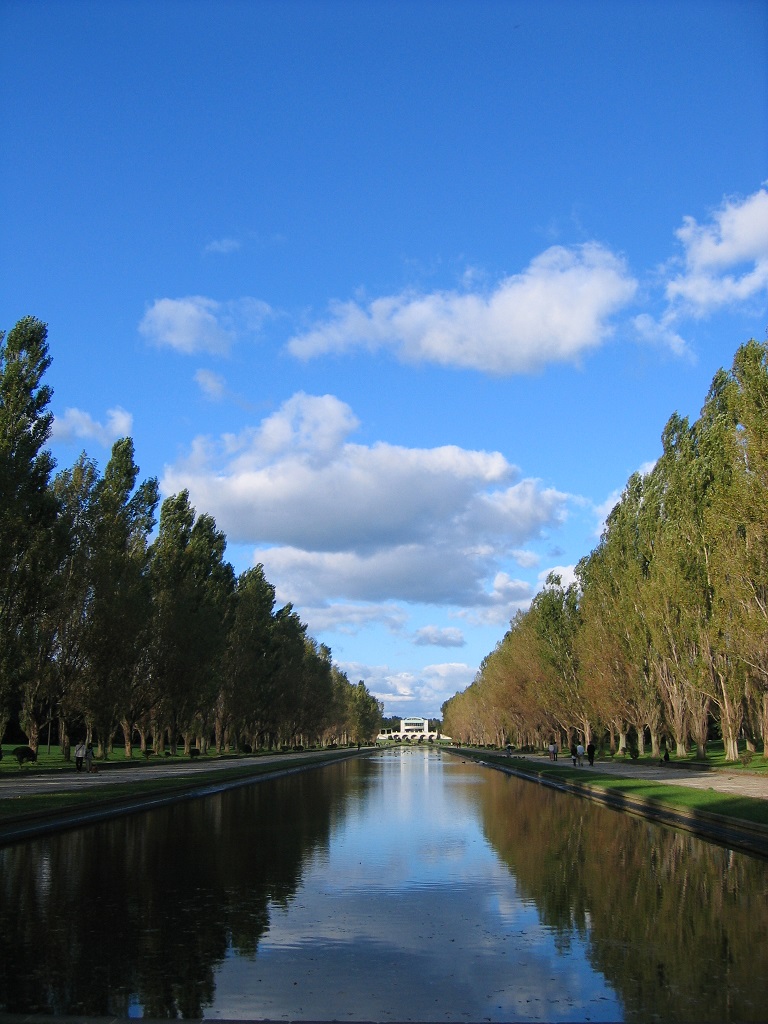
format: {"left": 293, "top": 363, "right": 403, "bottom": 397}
{"left": 478, "top": 772, "right": 768, "bottom": 1022}
{"left": 0, "top": 767, "right": 349, "bottom": 1017}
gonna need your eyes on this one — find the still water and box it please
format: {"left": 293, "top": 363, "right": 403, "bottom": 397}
{"left": 1, "top": 747, "right": 766, "bottom": 1021}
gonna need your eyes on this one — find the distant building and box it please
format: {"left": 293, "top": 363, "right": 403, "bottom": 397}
{"left": 376, "top": 717, "right": 440, "bottom": 742}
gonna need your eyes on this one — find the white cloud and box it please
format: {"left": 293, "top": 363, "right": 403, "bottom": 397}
{"left": 287, "top": 243, "right": 637, "bottom": 374}
{"left": 339, "top": 660, "right": 477, "bottom": 717}
{"left": 53, "top": 406, "right": 133, "bottom": 447}
{"left": 664, "top": 186, "right": 768, "bottom": 317}
{"left": 204, "top": 237, "right": 241, "bottom": 255}
{"left": 633, "top": 312, "right": 689, "bottom": 356}
{"left": 538, "top": 564, "right": 577, "bottom": 590}
{"left": 414, "top": 626, "right": 466, "bottom": 648}
{"left": 298, "top": 602, "right": 408, "bottom": 636}
{"left": 161, "top": 391, "right": 568, "bottom": 611}
{"left": 255, "top": 544, "right": 499, "bottom": 607}
{"left": 194, "top": 369, "right": 227, "bottom": 400}
{"left": 139, "top": 295, "right": 272, "bottom": 355}
{"left": 511, "top": 548, "right": 541, "bottom": 569}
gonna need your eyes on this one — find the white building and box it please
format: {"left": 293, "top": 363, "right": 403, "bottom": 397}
{"left": 377, "top": 717, "right": 440, "bottom": 742}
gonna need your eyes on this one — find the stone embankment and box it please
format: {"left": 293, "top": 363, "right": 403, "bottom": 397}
{"left": 452, "top": 748, "right": 768, "bottom": 859}
{"left": 0, "top": 748, "right": 366, "bottom": 847}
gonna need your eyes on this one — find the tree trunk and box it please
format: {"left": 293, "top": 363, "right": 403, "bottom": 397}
{"left": 152, "top": 724, "right": 165, "bottom": 754}
{"left": 23, "top": 711, "right": 41, "bottom": 755}
{"left": 121, "top": 717, "right": 133, "bottom": 758}
{"left": 689, "top": 695, "right": 709, "bottom": 759}
{"left": 59, "top": 718, "right": 71, "bottom": 761}
{"left": 649, "top": 728, "right": 661, "bottom": 759}
{"left": 718, "top": 675, "right": 742, "bottom": 762}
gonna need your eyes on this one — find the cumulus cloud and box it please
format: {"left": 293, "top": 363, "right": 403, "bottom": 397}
{"left": 538, "top": 564, "right": 578, "bottom": 590}
{"left": 287, "top": 243, "right": 637, "bottom": 374}
{"left": 139, "top": 295, "right": 272, "bottom": 355}
{"left": 511, "top": 548, "right": 541, "bottom": 569}
{"left": 665, "top": 186, "right": 768, "bottom": 317}
{"left": 414, "top": 626, "right": 466, "bottom": 648}
{"left": 633, "top": 312, "right": 689, "bottom": 356}
{"left": 161, "top": 391, "right": 569, "bottom": 612}
{"left": 53, "top": 406, "right": 133, "bottom": 447}
{"left": 339, "top": 660, "right": 476, "bottom": 717}
{"left": 299, "top": 602, "right": 408, "bottom": 636}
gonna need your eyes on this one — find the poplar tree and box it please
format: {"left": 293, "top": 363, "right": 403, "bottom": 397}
{"left": 149, "top": 492, "right": 233, "bottom": 753}
{"left": 0, "top": 317, "right": 61, "bottom": 746}
{"left": 81, "top": 438, "right": 158, "bottom": 756}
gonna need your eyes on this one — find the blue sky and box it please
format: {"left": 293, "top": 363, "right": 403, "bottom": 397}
{"left": 2, "top": 0, "right": 767, "bottom": 719}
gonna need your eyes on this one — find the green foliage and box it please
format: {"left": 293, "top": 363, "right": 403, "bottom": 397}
{"left": 446, "top": 338, "right": 768, "bottom": 764}
{"left": 0, "top": 317, "right": 358, "bottom": 756}
{"left": 0, "top": 318, "right": 61, "bottom": 730}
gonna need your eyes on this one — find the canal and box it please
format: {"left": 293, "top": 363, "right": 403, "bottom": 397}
{"left": 0, "top": 747, "right": 766, "bottom": 1021}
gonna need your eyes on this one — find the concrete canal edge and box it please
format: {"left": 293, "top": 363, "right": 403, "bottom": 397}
{"left": 451, "top": 748, "right": 768, "bottom": 859}
{"left": 0, "top": 750, "right": 366, "bottom": 848}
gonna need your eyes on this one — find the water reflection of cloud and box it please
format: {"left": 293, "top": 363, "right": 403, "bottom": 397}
{"left": 208, "top": 751, "right": 621, "bottom": 1021}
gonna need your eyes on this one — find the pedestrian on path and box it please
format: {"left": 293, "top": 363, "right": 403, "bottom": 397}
{"left": 570, "top": 741, "right": 578, "bottom": 766}
{"left": 576, "top": 742, "right": 585, "bottom": 766}
{"left": 586, "top": 742, "right": 595, "bottom": 766}
{"left": 85, "top": 743, "right": 94, "bottom": 773}
{"left": 75, "top": 741, "right": 86, "bottom": 773}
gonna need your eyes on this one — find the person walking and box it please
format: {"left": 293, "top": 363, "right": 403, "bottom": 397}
{"left": 586, "top": 741, "right": 595, "bottom": 766}
{"left": 570, "top": 741, "right": 578, "bottom": 766}
{"left": 85, "top": 743, "right": 94, "bottom": 773}
{"left": 75, "top": 740, "right": 86, "bottom": 772}
{"left": 576, "top": 741, "right": 585, "bottom": 767}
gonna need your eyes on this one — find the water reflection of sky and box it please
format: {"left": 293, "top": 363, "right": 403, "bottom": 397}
{"left": 208, "top": 750, "right": 622, "bottom": 1022}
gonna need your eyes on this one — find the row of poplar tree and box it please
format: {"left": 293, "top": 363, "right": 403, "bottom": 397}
{"left": 443, "top": 338, "right": 768, "bottom": 762}
{"left": 0, "top": 317, "right": 383, "bottom": 758}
